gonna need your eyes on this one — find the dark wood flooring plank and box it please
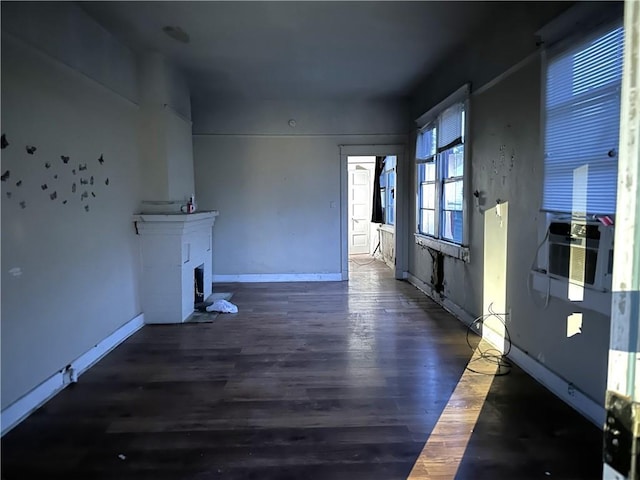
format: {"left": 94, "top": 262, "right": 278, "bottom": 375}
{"left": 1, "top": 258, "right": 601, "bottom": 479}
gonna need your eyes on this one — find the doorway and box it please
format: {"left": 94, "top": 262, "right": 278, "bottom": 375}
{"left": 340, "top": 145, "right": 407, "bottom": 281}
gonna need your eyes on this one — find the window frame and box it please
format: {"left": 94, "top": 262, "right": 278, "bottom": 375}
{"left": 439, "top": 143, "right": 465, "bottom": 243}
{"left": 415, "top": 85, "right": 470, "bottom": 254}
{"left": 380, "top": 156, "right": 396, "bottom": 226}
{"left": 532, "top": 14, "right": 623, "bottom": 312}
{"left": 416, "top": 130, "right": 437, "bottom": 236}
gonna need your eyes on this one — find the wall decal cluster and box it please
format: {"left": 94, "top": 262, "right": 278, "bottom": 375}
{"left": 1, "top": 133, "right": 112, "bottom": 212}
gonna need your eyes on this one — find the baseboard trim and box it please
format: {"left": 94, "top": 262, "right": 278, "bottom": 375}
{"left": 407, "top": 274, "right": 475, "bottom": 326}
{"left": 507, "top": 343, "right": 605, "bottom": 427}
{"left": 213, "top": 273, "right": 343, "bottom": 283}
{"left": 1, "top": 313, "right": 144, "bottom": 436}
{"left": 407, "top": 274, "right": 605, "bottom": 428}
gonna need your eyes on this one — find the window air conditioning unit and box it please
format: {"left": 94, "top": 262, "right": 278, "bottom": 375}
{"left": 546, "top": 217, "right": 614, "bottom": 292}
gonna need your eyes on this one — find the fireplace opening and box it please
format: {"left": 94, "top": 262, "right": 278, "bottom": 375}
{"left": 194, "top": 264, "right": 204, "bottom": 307}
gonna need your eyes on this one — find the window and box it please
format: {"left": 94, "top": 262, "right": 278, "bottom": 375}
{"left": 380, "top": 156, "right": 396, "bottom": 225}
{"left": 531, "top": 19, "right": 623, "bottom": 311}
{"left": 543, "top": 22, "right": 624, "bottom": 215}
{"left": 416, "top": 102, "right": 466, "bottom": 244}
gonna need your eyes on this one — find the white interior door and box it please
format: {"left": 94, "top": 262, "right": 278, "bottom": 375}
{"left": 348, "top": 165, "right": 371, "bottom": 254}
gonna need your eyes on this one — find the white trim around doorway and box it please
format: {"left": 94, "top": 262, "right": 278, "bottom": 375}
{"left": 339, "top": 144, "right": 406, "bottom": 281}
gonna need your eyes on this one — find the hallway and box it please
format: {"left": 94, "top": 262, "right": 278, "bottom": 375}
{"left": 2, "top": 258, "right": 601, "bottom": 479}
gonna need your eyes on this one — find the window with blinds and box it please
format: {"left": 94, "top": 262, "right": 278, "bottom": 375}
{"left": 416, "top": 100, "right": 466, "bottom": 244}
{"left": 543, "top": 22, "right": 624, "bottom": 215}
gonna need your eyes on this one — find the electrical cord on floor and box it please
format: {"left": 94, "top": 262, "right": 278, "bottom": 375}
{"left": 465, "top": 302, "right": 512, "bottom": 376}
{"left": 349, "top": 253, "right": 379, "bottom": 267}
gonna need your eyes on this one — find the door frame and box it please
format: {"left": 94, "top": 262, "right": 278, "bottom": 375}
{"left": 339, "top": 144, "right": 407, "bottom": 280}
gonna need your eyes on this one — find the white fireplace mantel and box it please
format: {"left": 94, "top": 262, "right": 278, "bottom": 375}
{"left": 133, "top": 211, "right": 219, "bottom": 324}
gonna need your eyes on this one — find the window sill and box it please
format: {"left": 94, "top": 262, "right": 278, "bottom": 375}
{"left": 414, "top": 233, "right": 470, "bottom": 262}
{"left": 378, "top": 224, "right": 395, "bottom": 234}
{"left": 530, "top": 271, "right": 611, "bottom": 315}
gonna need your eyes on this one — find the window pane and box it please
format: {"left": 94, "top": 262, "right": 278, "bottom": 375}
{"left": 421, "top": 183, "right": 436, "bottom": 209}
{"left": 442, "top": 210, "right": 463, "bottom": 243}
{"left": 424, "top": 162, "right": 436, "bottom": 181}
{"left": 443, "top": 180, "right": 463, "bottom": 211}
{"left": 385, "top": 156, "right": 397, "bottom": 170}
{"left": 443, "top": 145, "right": 464, "bottom": 178}
{"left": 388, "top": 187, "right": 395, "bottom": 225}
{"left": 421, "top": 209, "right": 435, "bottom": 236}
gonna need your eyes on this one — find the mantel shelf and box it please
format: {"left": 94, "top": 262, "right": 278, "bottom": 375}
{"left": 133, "top": 211, "right": 219, "bottom": 223}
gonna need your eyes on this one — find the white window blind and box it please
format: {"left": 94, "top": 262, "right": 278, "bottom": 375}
{"left": 438, "top": 103, "right": 464, "bottom": 150}
{"left": 543, "top": 23, "right": 623, "bottom": 214}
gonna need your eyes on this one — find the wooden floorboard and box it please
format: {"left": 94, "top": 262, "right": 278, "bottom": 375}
{"left": 1, "top": 258, "right": 602, "bottom": 479}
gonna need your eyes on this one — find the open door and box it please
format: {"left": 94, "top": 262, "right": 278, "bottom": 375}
{"left": 348, "top": 164, "right": 372, "bottom": 255}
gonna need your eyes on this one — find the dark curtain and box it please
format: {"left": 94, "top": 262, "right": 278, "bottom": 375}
{"left": 371, "top": 156, "right": 384, "bottom": 223}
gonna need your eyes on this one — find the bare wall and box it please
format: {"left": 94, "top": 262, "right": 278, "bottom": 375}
{"left": 1, "top": 13, "right": 142, "bottom": 408}
{"left": 193, "top": 99, "right": 408, "bottom": 278}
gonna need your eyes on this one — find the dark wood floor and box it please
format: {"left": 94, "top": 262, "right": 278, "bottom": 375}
{"left": 2, "top": 258, "right": 602, "bottom": 479}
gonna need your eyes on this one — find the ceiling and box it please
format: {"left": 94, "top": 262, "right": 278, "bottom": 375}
{"left": 80, "top": 1, "right": 511, "bottom": 102}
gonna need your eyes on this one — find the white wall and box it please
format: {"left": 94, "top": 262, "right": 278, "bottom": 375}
{"left": 138, "top": 52, "right": 192, "bottom": 121}
{"left": 193, "top": 99, "right": 408, "bottom": 279}
{"left": 408, "top": 49, "right": 610, "bottom": 404}
{"left": 1, "top": 10, "right": 142, "bottom": 409}
{"left": 138, "top": 53, "right": 195, "bottom": 204}
{"left": 165, "top": 110, "right": 195, "bottom": 202}
{"left": 378, "top": 227, "right": 395, "bottom": 269}
{"left": 1, "top": 2, "right": 138, "bottom": 104}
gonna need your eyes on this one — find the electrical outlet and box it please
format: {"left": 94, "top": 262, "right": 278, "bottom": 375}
{"left": 62, "top": 365, "right": 78, "bottom": 384}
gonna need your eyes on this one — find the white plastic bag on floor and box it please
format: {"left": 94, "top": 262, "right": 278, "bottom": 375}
{"left": 206, "top": 299, "right": 238, "bottom": 313}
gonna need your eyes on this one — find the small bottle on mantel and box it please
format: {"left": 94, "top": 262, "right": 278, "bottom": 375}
{"left": 182, "top": 195, "right": 196, "bottom": 214}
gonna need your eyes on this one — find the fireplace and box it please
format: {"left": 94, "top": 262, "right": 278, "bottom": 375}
{"left": 194, "top": 264, "right": 204, "bottom": 306}
{"left": 133, "top": 211, "right": 219, "bottom": 324}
